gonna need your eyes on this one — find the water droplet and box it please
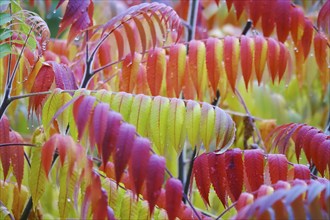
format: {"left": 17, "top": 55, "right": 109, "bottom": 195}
{"left": 74, "top": 36, "right": 80, "bottom": 41}
{"left": 310, "top": 53, "right": 314, "bottom": 57}
{"left": 285, "top": 84, "right": 288, "bottom": 88}
{"left": 67, "top": 198, "right": 71, "bottom": 203}
{"left": 53, "top": 9, "right": 56, "bottom": 14}
{"left": 26, "top": 127, "right": 30, "bottom": 130}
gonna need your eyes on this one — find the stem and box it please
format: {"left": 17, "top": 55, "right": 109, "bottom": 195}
{"left": 0, "top": 26, "right": 34, "bottom": 120}
{"left": 20, "top": 198, "right": 32, "bottom": 220}
{"left": 235, "top": 89, "right": 265, "bottom": 150}
{"left": 215, "top": 202, "right": 237, "bottom": 220}
{"left": 187, "top": 0, "right": 199, "bottom": 41}
{"left": 0, "top": 143, "right": 36, "bottom": 148}
{"left": 183, "top": 147, "right": 197, "bottom": 200}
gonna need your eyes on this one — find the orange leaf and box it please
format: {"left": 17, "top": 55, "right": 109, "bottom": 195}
{"left": 193, "top": 153, "right": 211, "bottom": 205}
{"left": 225, "top": 149, "right": 243, "bottom": 201}
{"left": 147, "top": 48, "right": 166, "bottom": 96}
{"left": 206, "top": 38, "right": 223, "bottom": 95}
{"left": 278, "top": 42, "right": 288, "bottom": 82}
{"left": 244, "top": 149, "right": 264, "bottom": 192}
{"left": 268, "top": 154, "right": 288, "bottom": 184}
{"left": 224, "top": 36, "right": 240, "bottom": 92}
{"left": 188, "top": 40, "right": 206, "bottom": 99}
{"left": 254, "top": 36, "right": 268, "bottom": 85}
{"left": 165, "top": 178, "right": 183, "bottom": 220}
{"left": 120, "top": 53, "right": 141, "bottom": 92}
{"left": 233, "top": 0, "right": 247, "bottom": 19}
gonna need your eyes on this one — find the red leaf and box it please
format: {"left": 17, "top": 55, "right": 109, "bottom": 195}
{"left": 293, "top": 164, "right": 310, "bottom": 180}
{"left": 275, "top": 0, "right": 291, "bottom": 42}
{"left": 9, "top": 131, "right": 24, "bottom": 189}
{"left": 102, "top": 111, "right": 122, "bottom": 166}
{"left": 224, "top": 36, "right": 239, "bottom": 92}
{"left": 114, "top": 123, "right": 136, "bottom": 184}
{"left": 236, "top": 192, "right": 254, "bottom": 211}
{"left": 254, "top": 36, "right": 268, "bottom": 85}
{"left": 226, "top": 0, "right": 233, "bottom": 10}
{"left": 268, "top": 154, "right": 288, "bottom": 184}
{"left": 129, "top": 137, "right": 151, "bottom": 196}
{"left": 49, "top": 62, "right": 78, "bottom": 91}
{"left": 206, "top": 38, "right": 222, "bottom": 95}
{"left": 302, "top": 128, "right": 320, "bottom": 164}
{"left": 314, "top": 32, "right": 328, "bottom": 74}
{"left": 73, "top": 96, "right": 95, "bottom": 140}
{"left": 225, "top": 149, "right": 243, "bottom": 201}
{"left": 308, "top": 133, "right": 327, "bottom": 172}
{"left": 208, "top": 152, "right": 228, "bottom": 207}
{"left": 147, "top": 48, "right": 166, "bottom": 96}
{"left": 317, "top": 0, "right": 330, "bottom": 34}
{"left": 41, "top": 134, "right": 65, "bottom": 177}
{"left": 233, "top": 0, "right": 247, "bottom": 19}
{"left": 93, "top": 103, "right": 109, "bottom": 155}
{"left": 123, "top": 22, "right": 136, "bottom": 59}
{"left": 248, "top": 0, "right": 262, "bottom": 25}
{"left": 317, "top": 140, "right": 330, "bottom": 176}
{"left": 146, "top": 154, "right": 165, "bottom": 214}
{"left": 165, "top": 178, "right": 183, "bottom": 220}
{"left": 0, "top": 115, "right": 10, "bottom": 179}
{"left": 193, "top": 153, "right": 211, "bottom": 205}
{"left": 67, "top": 1, "right": 94, "bottom": 43}
{"left": 292, "top": 125, "right": 313, "bottom": 162}
{"left": 301, "top": 19, "right": 314, "bottom": 60}
{"left": 244, "top": 149, "right": 264, "bottom": 192}
{"left": 57, "top": 0, "right": 91, "bottom": 36}
{"left": 290, "top": 6, "right": 305, "bottom": 44}
{"left": 267, "top": 38, "right": 280, "bottom": 83}
{"left": 261, "top": 0, "right": 276, "bottom": 36}
{"left": 28, "top": 65, "right": 55, "bottom": 116}
{"left": 114, "top": 29, "right": 124, "bottom": 60}
{"left": 240, "top": 36, "right": 253, "bottom": 90}
{"left": 278, "top": 42, "right": 288, "bottom": 82}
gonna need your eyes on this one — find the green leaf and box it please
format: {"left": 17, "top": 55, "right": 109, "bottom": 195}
{"left": 42, "top": 91, "right": 72, "bottom": 138}
{"left": 150, "top": 96, "right": 170, "bottom": 155}
{"left": 185, "top": 100, "right": 201, "bottom": 149}
{"left": 119, "top": 193, "right": 138, "bottom": 219}
{"left": 0, "top": 13, "right": 11, "bottom": 26}
{"left": 0, "top": 1, "right": 10, "bottom": 12}
{"left": 29, "top": 147, "right": 47, "bottom": 209}
{"left": 200, "top": 103, "right": 215, "bottom": 151}
{"left": 0, "top": 28, "right": 12, "bottom": 41}
{"left": 110, "top": 92, "right": 133, "bottom": 122}
{"left": 167, "top": 99, "right": 186, "bottom": 153}
{"left": 58, "top": 162, "right": 77, "bottom": 218}
{"left": 0, "top": 44, "right": 11, "bottom": 58}
{"left": 128, "top": 94, "right": 152, "bottom": 137}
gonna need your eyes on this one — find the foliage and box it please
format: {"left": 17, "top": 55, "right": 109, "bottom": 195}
{"left": 0, "top": 0, "right": 329, "bottom": 219}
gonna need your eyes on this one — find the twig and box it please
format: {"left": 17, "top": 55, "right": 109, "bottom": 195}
{"left": 235, "top": 89, "right": 265, "bottom": 150}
